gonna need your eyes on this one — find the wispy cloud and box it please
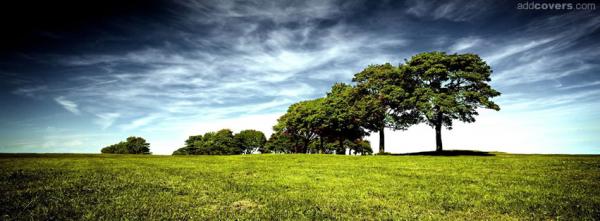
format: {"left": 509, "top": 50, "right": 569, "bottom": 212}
{"left": 449, "top": 37, "right": 483, "bottom": 52}
{"left": 54, "top": 96, "right": 80, "bottom": 115}
{"left": 121, "top": 114, "right": 161, "bottom": 131}
{"left": 12, "top": 85, "right": 47, "bottom": 98}
{"left": 558, "top": 80, "right": 600, "bottom": 90}
{"left": 94, "top": 113, "right": 120, "bottom": 129}
{"left": 37, "top": 4, "right": 408, "bottom": 132}
{"left": 405, "top": 0, "right": 492, "bottom": 22}
{"left": 484, "top": 38, "right": 555, "bottom": 66}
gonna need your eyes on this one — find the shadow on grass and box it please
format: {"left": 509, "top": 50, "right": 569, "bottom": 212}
{"left": 392, "top": 150, "right": 496, "bottom": 156}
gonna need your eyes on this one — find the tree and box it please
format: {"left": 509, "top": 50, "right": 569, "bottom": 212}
{"left": 172, "top": 147, "right": 194, "bottom": 155}
{"left": 344, "top": 139, "right": 373, "bottom": 155}
{"left": 206, "top": 129, "right": 241, "bottom": 155}
{"left": 264, "top": 131, "right": 294, "bottom": 153}
{"left": 172, "top": 129, "right": 242, "bottom": 155}
{"left": 352, "top": 63, "right": 420, "bottom": 153}
{"left": 101, "top": 136, "right": 150, "bottom": 154}
{"left": 308, "top": 138, "right": 335, "bottom": 154}
{"left": 101, "top": 142, "right": 126, "bottom": 154}
{"left": 273, "top": 99, "right": 323, "bottom": 153}
{"left": 321, "top": 83, "right": 367, "bottom": 151}
{"left": 125, "top": 137, "right": 151, "bottom": 154}
{"left": 185, "top": 135, "right": 203, "bottom": 147}
{"left": 235, "top": 129, "right": 267, "bottom": 154}
{"left": 172, "top": 135, "right": 204, "bottom": 155}
{"left": 405, "top": 52, "right": 501, "bottom": 151}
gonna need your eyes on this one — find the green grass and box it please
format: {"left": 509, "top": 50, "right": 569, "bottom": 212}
{"left": 1, "top": 153, "right": 599, "bottom": 220}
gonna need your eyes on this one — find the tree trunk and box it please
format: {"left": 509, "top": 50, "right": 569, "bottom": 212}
{"left": 379, "top": 125, "right": 385, "bottom": 154}
{"left": 435, "top": 114, "right": 443, "bottom": 152}
{"left": 304, "top": 139, "right": 309, "bottom": 154}
{"left": 294, "top": 139, "right": 299, "bottom": 153}
{"left": 319, "top": 137, "right": 324, "bottom": 154}
{"left": 338, "top": 138, "right": 344, "bottom": 155}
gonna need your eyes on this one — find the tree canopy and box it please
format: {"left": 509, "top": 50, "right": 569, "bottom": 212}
{"left": 264, "top": 131, "right": 294, "bottom": 154}
{"left": 273, "top": 98, "right": 324, "bottom": 153}
{"left": 235, "top": 129, "right": 267, "bottom": 154}
{"left": 320, "top": 83, "right": 368, "bottom": 150}
{"left": 352, "top": 63, "right": 420, "bottom": 153}
{"left": 101, "top": 136, "right": 150, "bottom": 154}
{"left": 173, "top": 129, "right": 269, "bottom": 155}
{"left": 405, "top": 52, "right": 501, "bottom": 151}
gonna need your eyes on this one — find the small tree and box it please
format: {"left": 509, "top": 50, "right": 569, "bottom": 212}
{"left": 273, "top": 99, "right": 323, "bottom": 153}
{"left": 125, "top": 137, "right": 151, "bottom": 154}
{"left": 209, "top": 129, "right": 241, "bottom": 155}
{"left": 264, "top": 132, "right": 294, "bottom": 153}
{"left": 235, "top": 129, "right": 267, "bottom": 154}
{"left": 405, "top": 52, "right": 501, "bottom": 151}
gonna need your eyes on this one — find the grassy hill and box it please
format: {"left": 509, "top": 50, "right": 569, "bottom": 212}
{"left": 1, "top": 153, "right": 599, "bottom": 220}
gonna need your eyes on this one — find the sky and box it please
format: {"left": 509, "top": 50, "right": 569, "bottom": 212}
{"left": 0, "top": 0, "right": 599, "bottom": 155}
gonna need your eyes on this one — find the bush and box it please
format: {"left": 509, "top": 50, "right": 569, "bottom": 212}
{"left": 101, "top": 137, "right": 150, "bottom": 154}
{"left": 172, "top": 129, "right": 243, "bottom": 155}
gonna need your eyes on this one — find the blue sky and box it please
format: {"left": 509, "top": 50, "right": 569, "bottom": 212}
{"left": 0, "top": 0, "right": 599, "bottom": 154}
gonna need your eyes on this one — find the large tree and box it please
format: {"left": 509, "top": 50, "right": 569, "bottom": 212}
{"left": 405, "top": 52, "right": 501, "bottom": 151}
{"left": 352, "top": 63, "right": 420, "bottom": 153}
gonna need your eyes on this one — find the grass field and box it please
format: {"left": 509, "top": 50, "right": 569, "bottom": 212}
{"left": 1, "top": 153, "right": 599, "bottom": 220}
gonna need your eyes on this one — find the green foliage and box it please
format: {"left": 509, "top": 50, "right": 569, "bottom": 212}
{"left": 101, "top": 136, "right": 150, "bottom": 154}
{"left": 184, "top": 135, "right": 203, "bottom": 147}
{"left": 235, "top": 129, "right": 267, "bottom": 154}
{"left": 210, "top": 129, "right": 242, "bottom": 155}
{"left": 273, "top": 84, "right": 373, "bottom": 153}
{"left": 352, "top": 63, "right": 421, "bottom": 153}
{"left": 174, "top": 129, "right": 267, "bottom": 155}
{"left": 273, "top": 99, "right": 324, "bottom": 153}
{"left": 346, "top": 139, "right": 373, "bottom": 155}
{"left": 264, "top": 132, "right": 294, "bottom": 153}
{"left": 320, "top": 83, "right": 368, "bottom": 150}
{"left": 307, "top": 138, "right": 336, "bottom": 153}
{"left": 404, "top": 52, "right": 501, "bottom": 151}
{"left": 353, "top": 63, "right": 401, "bottom": 131}
{"left": 1, "top": 154, "right": 599, "bottom": 220}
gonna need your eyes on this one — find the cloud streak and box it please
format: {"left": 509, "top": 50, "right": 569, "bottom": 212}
{"left": 54, "top": 96, "right": 80, "bottom": 115}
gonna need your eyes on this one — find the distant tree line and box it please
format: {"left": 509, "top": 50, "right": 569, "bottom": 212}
{"left": 171, "top": 128, "right": 373, "bottom": 155}
{"left": 101, "top": 136, "right": 151, "bottom": 154}
{"left": 101, "top": 52, "right": 500, "bottom": 155}
{"left": 172, "top": 129, "right": 267, "bottom": 155}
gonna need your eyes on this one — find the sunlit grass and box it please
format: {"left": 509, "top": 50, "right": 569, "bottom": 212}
{"left": 1, "top": 153, "right": 599, "bottom": 220}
